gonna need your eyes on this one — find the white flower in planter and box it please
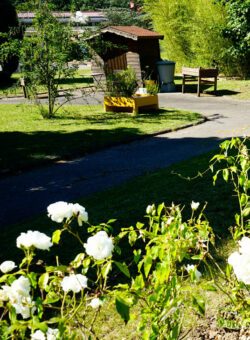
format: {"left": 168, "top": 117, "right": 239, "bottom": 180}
{"left": 0, "top": 261, "right": 16, "bottom": 273}
{"left": 16, "top": 230, "right": 52, "bottom": 250}
{"left": 47, "top": 201, "right": 73, "bottom": 223}
{"left": 88, "top": 297, "right": 103, "bottom": 309}
{"left": 84, "top": 231, "right": 114, "bottom": 260}
{"left": 228, "top": 236, "right": 250, "bottom": 285}
{"left": 191, "top": 201, "right": 200, "bottom": 211}
{"left": 71, "top": 203, "right": 88, "bottom": 226}
{"left": 61, "top": 274, "right": 88, "bottom": 293}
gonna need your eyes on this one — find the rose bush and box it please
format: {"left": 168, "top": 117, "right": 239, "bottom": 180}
{"left": 0, "top": 137, "right": 248, "bottom": 338}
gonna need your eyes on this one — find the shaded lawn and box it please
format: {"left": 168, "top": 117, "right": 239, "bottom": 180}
{"left": 0, "top": 148, "right": 239, "bottom": 266}
{"left": 0, "top": 104, "right": 202, "bottom": 172}
{"left": 174, "top": 76, "right": 250, "bottom": 100}
{"left": 0, "top": 69, "right": 93, "bottom": 97}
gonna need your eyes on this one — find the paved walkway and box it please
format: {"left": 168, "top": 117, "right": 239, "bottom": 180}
{"left": 0, "top": 93, "right": 249, "bottom": 227}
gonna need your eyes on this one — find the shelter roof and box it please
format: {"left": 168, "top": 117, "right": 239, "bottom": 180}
{"left": 101, "top": 26, "right": 164, "bottom": 40}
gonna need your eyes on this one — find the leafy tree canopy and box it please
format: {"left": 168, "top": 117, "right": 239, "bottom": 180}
{"left": 11, "top": 0, "right": 131, "bottom": 11}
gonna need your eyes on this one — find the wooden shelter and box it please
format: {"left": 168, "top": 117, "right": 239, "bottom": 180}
{"left": 88, "top": 26, "right": 164, "bottom": 86}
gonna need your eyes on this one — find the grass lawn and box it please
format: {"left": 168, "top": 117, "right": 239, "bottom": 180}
{"left": 0, "top": 103, "right": 202, "bottom": 172}
{"left": 174, "top": 76, "right": 250, "bottom": 100}
{"left": 0, "top": 148, "right": 238, "bottom": 264}
{"left": 0, "top": 69, "right": 93, "bottom": 97}
{"left": 0, "top": 148, "right": 240, "bottom": 337}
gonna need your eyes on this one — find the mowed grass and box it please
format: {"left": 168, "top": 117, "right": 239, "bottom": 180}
{"left": 0, "top": 104, "right": 202, "bottom": 172}
{"left": 174, "top": 76, "right": 250, "bottom": 100}
{"left": 0, "top": 69, "right": 93, "bottom": 97}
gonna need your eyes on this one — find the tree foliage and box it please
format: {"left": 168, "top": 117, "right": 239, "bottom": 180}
{"left": 0, "top": 0, "right": 21, "bottom": 81}
{"left": 215, "top": 0, "right": 250, "bottom": 78}
{"left": 102, "top": 8, "right": 152, "bottom": 29}
{"left": 143, "top": 0, "right": 234, "bottom": 75}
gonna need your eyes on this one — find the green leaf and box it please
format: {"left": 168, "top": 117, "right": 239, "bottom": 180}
{"left": 28, "top": 272, "right": 37, "bottom": 289}
{"left": 43, "top": 291, "right": 60, "bottom": 304}
{"left": 132, "top": 274, "right": 145, "bottom": 290}
{"left": 45, "top": 265, "right": 67, "bottom": 273}
{"left": 133, "top": 249, "right": 141, "bottom": 264}
{"left": 201, "top": 284, "right": 217, "bottom": 292}
{"left": 101, "top": 262, "right": 112, "bottom": 278}
{"left": 240, "top": 193, "right": 248, "bottom": 206}
{"left": 223, "top": 168, "right": 229, "bottom": 182}
{"left": 35, "top": 297, "right": 44, "bottom": 319}
{"left": 242, "top": 207, "right": 250, "bottom": 217}
{"left": 115, "top": 297, "right": 130, "bottom": 324}
{"left": 38, "top": 272, "right": 49, "bottom": 290}
{"left": 52, "top": 229, "right": 62, "bottom": 245}
{"left": 157, "top": 202, "right": 165, "bottom": 216}
{"left": 234, "top": 213, "right": 240, "bottom": 226}
{"left": 191, "top": 254, "right": 203, "bottom": 260}
{"left": 213, "top": 173, "right": 218, "bottom": 185}
{"left": 114, "top": 261, "right": 130, "bottom": 278}
{"left": 128, "top": 230, "right": 137, "bottom": 245}
{"left": 144, "top": 256, "right": 152, "bottom": 278}
{"left": 239, "top": 174, "right": 247, "bottom": 187}
{"left": 191, "top": 295, "right": 205, "bottom": 315}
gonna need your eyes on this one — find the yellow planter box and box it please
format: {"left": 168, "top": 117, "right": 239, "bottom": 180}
{"left": 104, "top": 95, "right": 159, "bottom": 115}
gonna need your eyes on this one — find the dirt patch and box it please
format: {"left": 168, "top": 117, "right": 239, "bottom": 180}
{"left": 181, "top": 317, "right": 250, "bottom": 340}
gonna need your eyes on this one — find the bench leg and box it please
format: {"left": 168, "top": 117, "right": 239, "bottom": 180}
{"left": 197, "top": 76, "right": 201, "bottom": 97}
{"left": 214, "top": 77, "right": 217, "bottom": 95}
{"left": 182, "top": 76, "right": 185, "bottom": 93}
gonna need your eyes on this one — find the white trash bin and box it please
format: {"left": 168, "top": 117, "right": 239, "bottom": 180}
{"left": 157, "top": 60, "right": 175, "bottom": 92}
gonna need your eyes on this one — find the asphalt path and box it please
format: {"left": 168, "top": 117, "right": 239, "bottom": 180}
{"left": 0, "top": 93, "right": 249, "bottom": 228}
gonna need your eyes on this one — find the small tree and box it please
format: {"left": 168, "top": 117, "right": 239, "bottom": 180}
{"left": 20, "top": 3, "right": 79, "bottom": 118}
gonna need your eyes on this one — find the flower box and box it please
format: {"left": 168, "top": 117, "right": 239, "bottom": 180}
{"left": 103, "top": 94, "right": 159, "bottom": 115}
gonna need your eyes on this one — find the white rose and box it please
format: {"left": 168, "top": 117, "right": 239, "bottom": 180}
{"left": 3, "top": 276, "right": 34, "bottom": 319}
{"left": 61, "top": 274, "right": 88, "bottom": 293}
{"left": 11, "top": 276, "right": 31, "bottom": 296}
{"left": 228, "top": 241, "right": 250, "bottom": 285}
{"left": 146, "top": 204, "right": 155, "bottom": 215}
{"left": 0, "top": 261, "right": 16, "bottom": 273}
{"left": 16, "top": 230, "right": 52, "bottom": 250}
{"left": 84, "top": 231, "right": 114, "bottom": 260}
{"left": 47, "top": 327, "right": 59, "bottom": 340}
{"left": 88, "top": 297, "right": 103, "bottom": 308}
{"left": 31, "top": 330, "right": 46, "bottom": 340}
{"left": 185, "top": 264, "right": 202, "bottom": 281}
{"left": 71, "top": 203, "right": 88, "bottom": 226}
{"left": 0, "top": 289, "right": 8, "bottom": 302}
{"left": 191, "top": 201, "right": 200, "bottom": 210}
{"left": 239, "top": 237, "right": 250, "bottom": 256}
{"left": 47, "top": 201, "right": 73, "bottom": 223}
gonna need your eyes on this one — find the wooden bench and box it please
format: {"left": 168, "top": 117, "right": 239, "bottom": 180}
{"left": 182, "top": 66, "right": 218, "bottom": 97}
